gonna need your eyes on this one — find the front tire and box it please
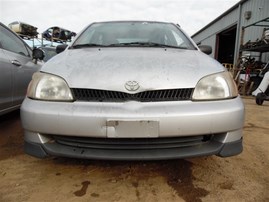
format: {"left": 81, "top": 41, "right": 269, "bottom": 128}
{"left": 256, "top": 93, "right": 265, "bottom": 105}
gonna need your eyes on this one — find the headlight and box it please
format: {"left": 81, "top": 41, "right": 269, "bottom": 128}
{"left": 27, "top": 72, "right": 74, "bottom": 101}
{"left": 192, "top": 71, "right": 238, "bottom": 101}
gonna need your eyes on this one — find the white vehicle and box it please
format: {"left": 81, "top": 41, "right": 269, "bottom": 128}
{"left": 21, "top": 21, "right": 244, "bottom": 160}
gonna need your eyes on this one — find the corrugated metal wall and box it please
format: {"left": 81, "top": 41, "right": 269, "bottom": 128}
{"left": 192, "top": 7, "right": 239, "bottom": 59}
{"left": 193, "top": 8, "right": 238, "bottom": 44}
{"left": 240, "top": 0, "right": 269, "bottom": 62}
{"left": 192, "top": 0, "right": 269, "bottom": 63}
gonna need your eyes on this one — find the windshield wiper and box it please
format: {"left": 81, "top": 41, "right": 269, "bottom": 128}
{"left": 108, "top": 42, "right": 187, "bottom": 49}
{"left": 71, "top": 42, "right": 187, "bottom": 49}
{"left": 71, "top": 43, "right": 108, "bottom": 49}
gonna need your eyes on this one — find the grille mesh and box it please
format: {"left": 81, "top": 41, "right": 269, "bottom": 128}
{"left": 53, "top": 135, "right": 212, "bottom": 150}
{"left": 72, "top": 88, "right": 194, "bottom": 102}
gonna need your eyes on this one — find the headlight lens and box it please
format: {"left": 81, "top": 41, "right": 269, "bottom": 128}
{"left": 27, "top": 72, "right": 74, "bottom": 101}
{"left": 192, "top": 71, "right": 238, "bottom": 100}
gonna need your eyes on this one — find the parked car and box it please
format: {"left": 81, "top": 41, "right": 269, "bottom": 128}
{"left": 8, "top": 21, "right": 38, "bottom": 38}
{"left": 21, "top": 21, "right": 245, "bottom": 160}
{"left": 0, "top": 22, "right": 44, "bottom": 115}
{"left": 42, "top": 26, "right": 76, "bottom": 42}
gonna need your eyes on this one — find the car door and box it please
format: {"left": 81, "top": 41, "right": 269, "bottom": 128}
{"left": 0, "top": 48, "right": 13, "bottom": 112}
{"left": 0, "top": 23, "right": 41, "bottom": 109}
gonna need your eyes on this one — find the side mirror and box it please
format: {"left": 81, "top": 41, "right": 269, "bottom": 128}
{"left": 198, "top": 45, "right": 212, "bottom": 55}
{"left": 33, "top": 48, "right": 45, "bottom": 60}
{"left": 56, "top": 44, "right": 68, "bottom": 54}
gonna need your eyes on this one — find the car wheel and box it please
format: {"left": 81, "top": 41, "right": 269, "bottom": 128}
{"left": 256, "top": 93, "right": 265, "bottom": 105}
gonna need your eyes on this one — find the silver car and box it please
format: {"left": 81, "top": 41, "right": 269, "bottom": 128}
{"left": 0, "top": 22, "right": 44, "bottom": 115}
{"left": 21, "top": 21, "right": 244, "bottom": 160}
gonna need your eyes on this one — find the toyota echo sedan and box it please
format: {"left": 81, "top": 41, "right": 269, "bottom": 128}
{"left": 21, "top": 21, "right": 245, "bottom": 160}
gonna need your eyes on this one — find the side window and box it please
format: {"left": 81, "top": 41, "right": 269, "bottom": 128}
{"left": 0, "top": 25, "right": 30, "bottom": 57}
{"left": 26, "top": 45, "right": 32, "bottom": 57}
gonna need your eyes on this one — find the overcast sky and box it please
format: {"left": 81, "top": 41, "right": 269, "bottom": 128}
{"left": 0, "top": 0, "right": 240, "bottom": 36}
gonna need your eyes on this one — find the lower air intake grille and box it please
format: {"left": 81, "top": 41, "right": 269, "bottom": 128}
{"left": 53, "top": 135, "right": 212, "bottom": 150}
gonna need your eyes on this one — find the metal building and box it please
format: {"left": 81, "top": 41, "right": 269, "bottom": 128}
{"left": 192, "top": 0, "right": 269, "bottom": 66}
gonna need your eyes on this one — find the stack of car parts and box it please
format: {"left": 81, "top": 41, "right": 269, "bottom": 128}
{"left": 8, "top": 21, "right": 38, "bottom": 39}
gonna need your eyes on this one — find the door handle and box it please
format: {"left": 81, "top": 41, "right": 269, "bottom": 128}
{"left": 11, "top": 60, "right": 22, "bottom": 66}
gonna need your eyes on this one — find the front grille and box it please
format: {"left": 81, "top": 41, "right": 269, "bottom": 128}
{"left": 53, "top": 135, "right": 212, "bottom": 150}
{"left": 72, "top": 88, "right": 194, "bottom": 102}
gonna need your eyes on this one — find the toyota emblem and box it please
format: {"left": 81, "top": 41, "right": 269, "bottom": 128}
{"left": 125, "top": 81, "right": 140, "bottom": 91}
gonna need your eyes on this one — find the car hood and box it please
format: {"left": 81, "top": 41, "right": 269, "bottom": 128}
{"left": 41, "top": 47, "right": 225, "bottom": 93}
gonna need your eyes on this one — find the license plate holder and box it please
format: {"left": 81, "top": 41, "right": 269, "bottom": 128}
{"left": 106, "top": 120, "right": 159, "bottom": 138}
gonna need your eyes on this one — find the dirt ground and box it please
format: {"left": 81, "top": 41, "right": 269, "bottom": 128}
{"left": 0, "top": 97, "right": 268, "bottom": 202}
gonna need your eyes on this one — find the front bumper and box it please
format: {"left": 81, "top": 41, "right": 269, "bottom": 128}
{"left": 21, "top": 96, "right": 245, "bottom": 160}
{"left": 24, "top": 137, "right": 243, "bottom": 160}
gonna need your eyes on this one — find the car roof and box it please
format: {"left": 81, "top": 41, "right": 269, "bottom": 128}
{"left": 90, "top": 20, "right": 176, "bottom": 25}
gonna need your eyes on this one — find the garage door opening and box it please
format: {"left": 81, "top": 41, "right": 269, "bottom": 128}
{"left": 215, "top": 26, "right": 237, "bottom": 64}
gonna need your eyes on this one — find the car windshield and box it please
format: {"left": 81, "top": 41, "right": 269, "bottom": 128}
{"left": 72, "top": 22, "right": 196, "bottom": 49}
